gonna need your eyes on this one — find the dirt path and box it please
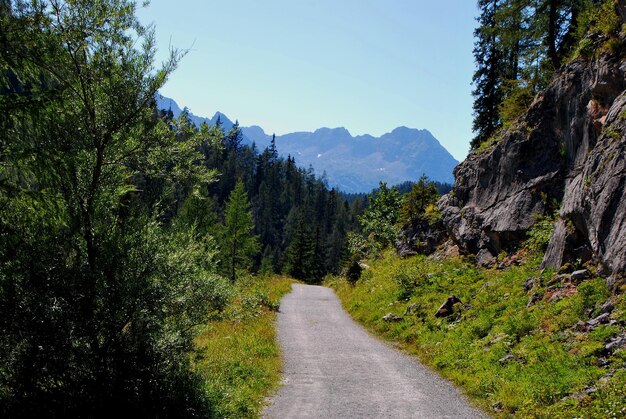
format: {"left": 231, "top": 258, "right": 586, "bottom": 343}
{"left": 263, "top": 284, "right": 486, "bottom": 418}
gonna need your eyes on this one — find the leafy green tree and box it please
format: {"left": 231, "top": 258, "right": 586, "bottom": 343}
{"left": 359, "top": 182, "right": 402, "bottom": 253}
{"left": 0, "top": 1, "right": 226, "bottom": 416}
{"left": 398, "top": 176, "right": 441, "bottom": 228}
{"left": 220, "top": 180, "right": 259, "bottom": 282}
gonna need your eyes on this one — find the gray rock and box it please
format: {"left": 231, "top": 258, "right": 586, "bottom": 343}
{"left": 382, "top": 313, "right": 403, "bottom": 322}
{"left": 523, "top": 277, "right": 537, "bottom": 292}
{"left": 404, "top": 303, "right": 421, "bottom": 316}
{"left": 396, "top": 221, "right": 446, "bottom": 257}
{"left": 570, "top": 269, "right": 590, "bottom": 283}
{"left": 605, "top": 335, "right": 626, "bottom": 353}
{"left": 543, "top": 89, "right": 626, "bottom": 275}
{"left": 498, "top": 354, "right": 515, "bottom": 364}
{"left": 600, "top": 300, "right": 615, "bottom": 314}
{"left": 476, "top": 248, "right": 496, "bottom": 268}
{"left": 527, "top": 293, "right": 543, "bottom": 308}
{"left": 587, "top": 312, "right": 611, "bottom": 327}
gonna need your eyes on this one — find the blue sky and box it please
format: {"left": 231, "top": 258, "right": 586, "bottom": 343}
{"left": 137, "top": 1, "right": 478, "bottom": 161}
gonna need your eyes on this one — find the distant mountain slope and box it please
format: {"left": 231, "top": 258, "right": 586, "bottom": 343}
{"left": 243, "top": 125, "right": 458, "bottom": 193}
{"left": 156, "top": 94, "right": 236, "bottom": 132}
{"left": 156, "top": 95, "right": 458, "bottom": 193}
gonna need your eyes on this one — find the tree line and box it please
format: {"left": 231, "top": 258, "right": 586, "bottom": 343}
{"left": 161, "top": 109, "right": 363, "bottom": 283}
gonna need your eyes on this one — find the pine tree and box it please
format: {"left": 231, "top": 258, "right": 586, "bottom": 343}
{"left": 0, "top": 1, "right": 226, "bottom": 415}
{"left": 471, "top": 0, "right": 504, "bottom": 149}
{"left": 283, "top": 208, "right": 314, "bottom": 281}
{"left": 221, "top": 180, "right": 259, "bottom": 282}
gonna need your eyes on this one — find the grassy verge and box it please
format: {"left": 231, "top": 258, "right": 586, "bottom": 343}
{"left": 326, "top": 251, "right": 626, "bottom": 417}
{"left": 194, "top": 275, "right": 293, "bottom": 418}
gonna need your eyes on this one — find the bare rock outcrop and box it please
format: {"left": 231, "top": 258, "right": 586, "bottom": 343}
{"left": 543, "top": 90, "right": 626, "bottom": 274}
{"left": 439, "top": 48, "right": 626, "bottom": 274}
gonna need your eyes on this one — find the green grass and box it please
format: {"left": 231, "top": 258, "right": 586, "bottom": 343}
{"left": 327, "top": 251, "right": 626, "bottom": 417}
{"left": 194, "top": 275, "right": 293, "bottom": 418}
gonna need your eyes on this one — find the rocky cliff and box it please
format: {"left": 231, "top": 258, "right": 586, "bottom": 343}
{"left": 440, "top": 28, "right": 626, "bottom": 275}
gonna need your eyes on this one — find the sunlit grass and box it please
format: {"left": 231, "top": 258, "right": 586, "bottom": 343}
{"left": 327, "top": 251, "right": 626, "bottom": 417}
{"left": 194, "top": 276, "right": 293, "bottom": 418}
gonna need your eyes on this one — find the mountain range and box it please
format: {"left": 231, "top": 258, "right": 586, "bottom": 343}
{"left": 156, "top": 95, "right": 458, "bottom": 193}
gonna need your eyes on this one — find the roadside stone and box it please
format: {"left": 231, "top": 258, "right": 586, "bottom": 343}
{"left": 527, "top": 293, "right": 543, "bottom": 308}
{"left": 575, "top": 320, "right": 588, "bottom": 332}
{"left": 600, "top": 300, "right": 615, "bottom": 314}
{"left": 597, "top": 357, "right": 610, "bottom": 367}
{"left": 546, "top": 283, "right": 577, "bottom": 302}
{"left": 606, "top": 275, "right": 617, "bottom": 291}
{"left": 382, "top": 313, "right": 403, "bottom": 322}
{"left": 570, "top": 269, "right": 590, "bottom": 283}
{"left": 491, "top": 400, "right": 503, "bottom": 413}
{"left": 524, "top": 277, "right": 537, "bottom": 292}
{"left": 434, "top": 295, "right": 462, "bottom": 318}
{"left": 498, "top": 354, "right": 514, "bottom": 364}
{"left": 404, "top": 303, "right": 420, "bottom": 316}
{"left": 605, "top": 335, "right": 626, "bottom": 353}
{"left": 584, "top": 386, "right": 597, "bottom": 396}
{"left": 587, "top": 312, "right": 611, "bottom": 328}
{"left": 476, "top": 249, "right": 496, "bottom": 268}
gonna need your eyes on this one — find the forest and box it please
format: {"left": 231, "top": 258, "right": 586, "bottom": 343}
{"left": 3, "top": 0, "right": 624, "bottom": 417}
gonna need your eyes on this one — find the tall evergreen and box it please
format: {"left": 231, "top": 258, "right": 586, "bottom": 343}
{"left": 471, "top": 0, "right": 589, "bottom": 149}
{"left": 471, "top": 0, "right": 504, "bottom": 149}
{"left": 221, "top": 180, "right": 259, "bottom": 282}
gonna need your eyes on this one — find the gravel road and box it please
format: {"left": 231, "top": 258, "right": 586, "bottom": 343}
{"left": 263, "top": 284, "right": 486, "bottom": 419}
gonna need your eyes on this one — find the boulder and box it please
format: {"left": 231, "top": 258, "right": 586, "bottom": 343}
{"left": 395, "top": 220, "right": 446, "bottom": 257}
{"left": 570, "top": 269, "right": 590, "bottom": 283}
{"left": 600, "top": 300, "right": 615, "bottom": 314}
{"left": 543, "top": 90, "right": 626, "bottom": 275}
{"left": 604, "top": 335, "right": 626, "bottom": 353}
{"left": 382, "top": 313, "right": 403, "bottom": 322}
{"left": 527, "top": 293, "right": 543, "bottom": 308}
{"left": 434, "top": 295, "right": 462, "bottom": 318}
{"left": 587, "top": 312, "right": 611, "bottom": 327}
{"left": 498, "top": 354, "right": 515, "bottom": 364}
{"left": 523, "top": 277, "right": 537, "bottom": 292}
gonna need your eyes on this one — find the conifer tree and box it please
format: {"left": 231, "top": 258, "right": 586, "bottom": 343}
{"left": 221, "top": 180, "right": 259, "bottom": 282}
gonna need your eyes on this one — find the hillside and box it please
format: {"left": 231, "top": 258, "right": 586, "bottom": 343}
{"left": 156, "top": 95, "right": 458, "bottom": 193}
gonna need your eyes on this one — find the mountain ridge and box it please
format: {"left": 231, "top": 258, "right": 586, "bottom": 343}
{"left": 156, "top": 94, "right": 458, "bottom": 193}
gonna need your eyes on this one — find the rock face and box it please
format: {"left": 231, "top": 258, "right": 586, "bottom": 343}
{"left": 543, "top": 88, "right": 626, "bottom": 274}
{"left": 395, "top": 220, "right": 446, "bottom": 257}
{"left": 440, "top": 42, "right": 626, "bottom": 275}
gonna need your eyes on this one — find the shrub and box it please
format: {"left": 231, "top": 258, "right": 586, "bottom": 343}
{"left": 525, "top": 214, "right": 557, "bottom": 254}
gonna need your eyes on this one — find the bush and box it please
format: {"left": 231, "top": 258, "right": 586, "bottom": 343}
{"left": 346, "top": 256, "right": 363, "bottom": 285}
{"left": 525, "top": 214, "right": 557, "bottom": 254}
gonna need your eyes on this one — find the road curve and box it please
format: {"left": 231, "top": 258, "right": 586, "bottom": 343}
{"left": 263, "top": 284, "right": 486, "bottom": 419}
